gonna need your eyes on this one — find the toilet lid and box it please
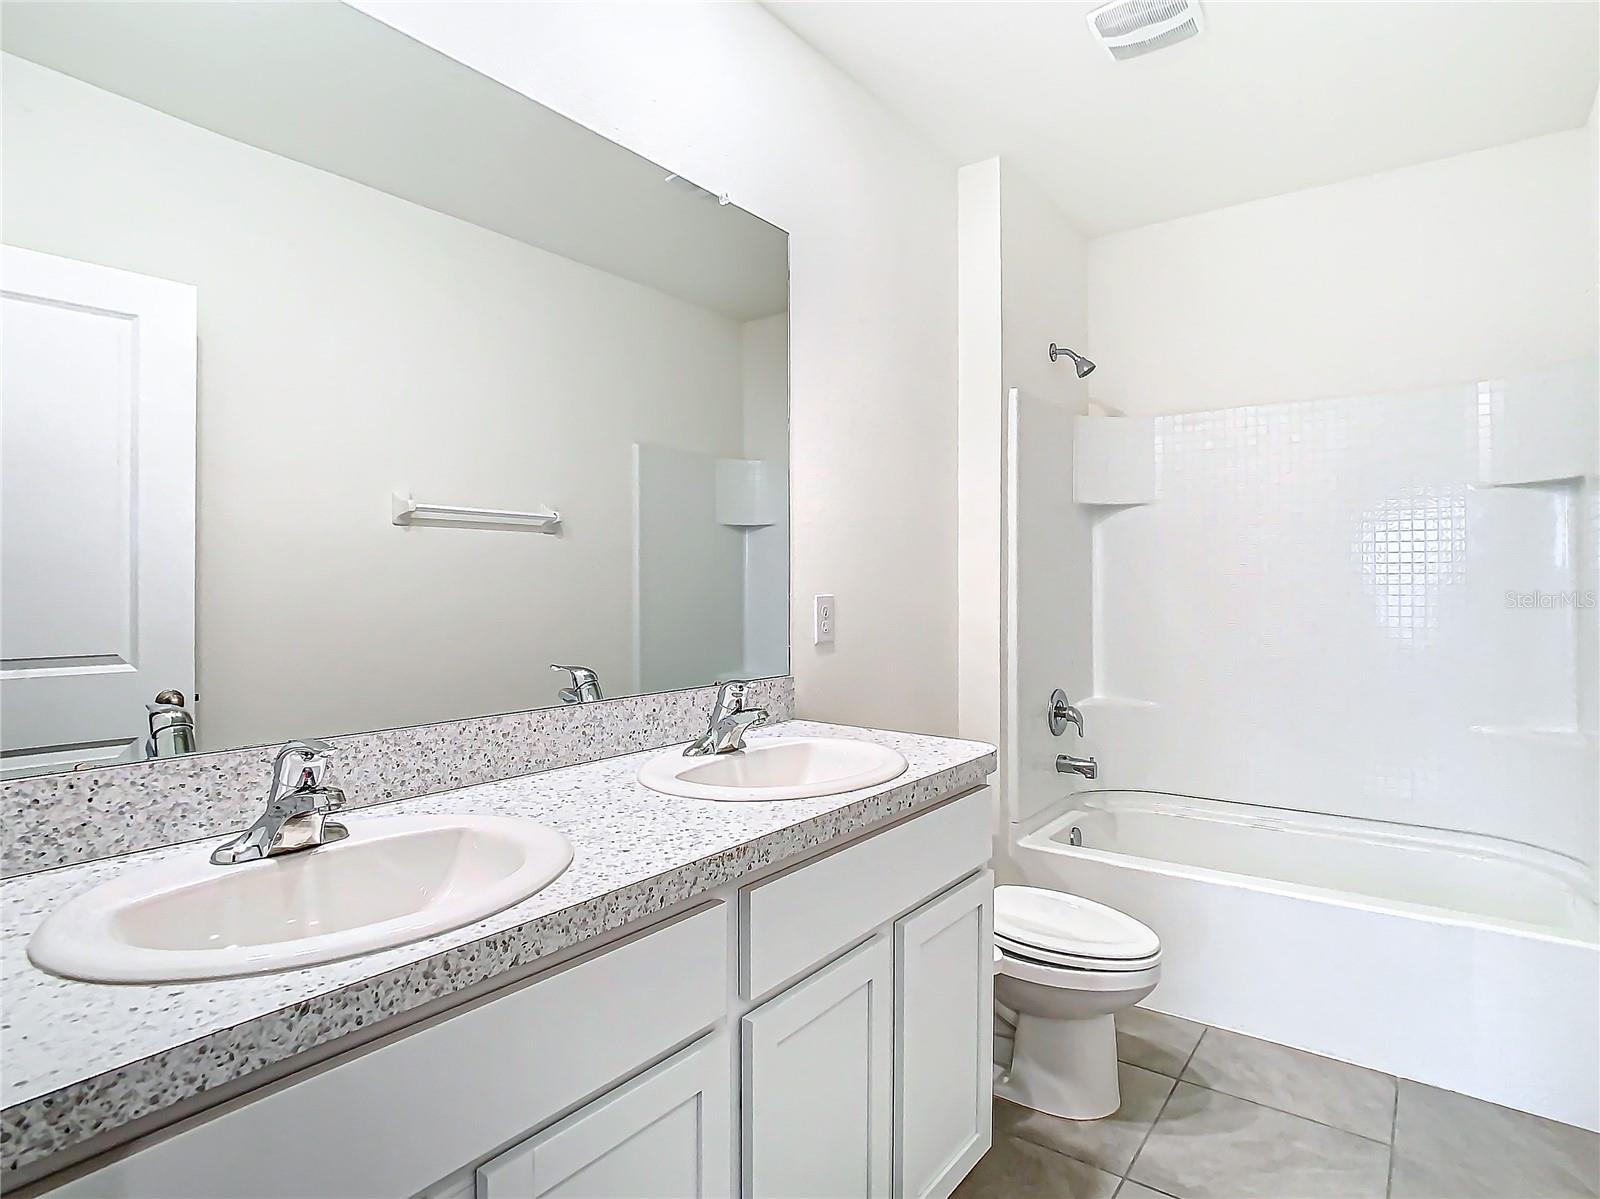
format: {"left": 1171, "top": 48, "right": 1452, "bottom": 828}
{"left": 996, "top": 932, "right": 1160, "bottom": 973}
{"left": 994, "top": 885, "right": 1160, "bottom": 963}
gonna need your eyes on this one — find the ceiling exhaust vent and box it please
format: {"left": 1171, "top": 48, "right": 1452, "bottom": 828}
{"left": 1086, "top": 0, "right": 1204, "bottom": 61}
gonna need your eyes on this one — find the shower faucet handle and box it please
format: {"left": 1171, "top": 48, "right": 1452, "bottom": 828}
{"left": 1048, "top": 688, "right": 1085, "bottom": 737}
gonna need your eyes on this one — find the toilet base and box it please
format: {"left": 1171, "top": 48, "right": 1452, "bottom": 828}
{"left": 994, "top": 1012, "right": 1120, "bottom": 1120}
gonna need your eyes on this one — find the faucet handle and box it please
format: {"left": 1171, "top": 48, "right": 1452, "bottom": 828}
{"left": 1048, "top": 688, "right": 1085, "bottom": 738}
{"left": 713, "top": 679, "right": 750, "bottom": 709}
{"left": 270, "top": 739, "right": 337, "bottom": 797}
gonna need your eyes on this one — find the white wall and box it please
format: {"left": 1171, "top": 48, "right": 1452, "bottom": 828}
{"left": 356, "top": 1, "right": 961, "bottom": 735}
{"left": 2, "top": 54, "right": 749, "bottom": 748}
{"left": 992, "top": 168, "right": 1096, "bottom": 843}
{"left": 1088, "top": 125, "right": 1600, "bottom": 415}
{"left": 956, "top": 159, "right": 1002, "bottom": 757}
{"left": 958, "top": 160, "right": 1092, "bottom": 753}
{"left": 998, "top": 176, "right": 1091, "bottom": 414}
{"left": 957, "top": 159, "right": 1090, "bottom": 866}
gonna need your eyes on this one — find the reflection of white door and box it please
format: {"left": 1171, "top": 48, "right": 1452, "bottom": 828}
{"left": 1, "top": 247, "right": 196, "bottom": 776}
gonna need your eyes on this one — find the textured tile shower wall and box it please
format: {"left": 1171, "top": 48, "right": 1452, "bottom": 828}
{"left": 1081, "top": 359, "right": 1598, "bottom": 872}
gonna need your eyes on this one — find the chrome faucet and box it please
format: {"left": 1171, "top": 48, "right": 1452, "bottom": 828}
{"left": 552, "top": 664, "right": 604, "bottom": 704}
{"left": 1056, "top": 754, "right": 1098, "bottom": 780}
{"left": 211, "top": 740, "right": 349, "bottom": 865}
{"left": 683, "top": 680, "right": 768, "bottom": 757}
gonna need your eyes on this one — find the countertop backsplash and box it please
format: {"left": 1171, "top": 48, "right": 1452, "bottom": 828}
{"left": 0, "top": 677, "right": 794, "bottom": 878}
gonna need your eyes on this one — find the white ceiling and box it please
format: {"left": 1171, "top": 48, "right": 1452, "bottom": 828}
{"left": 766, "top": 1, "right": 1600, "bottom": 235}
{"left": 2, "top": 1, "right": 788, "bottom": 320}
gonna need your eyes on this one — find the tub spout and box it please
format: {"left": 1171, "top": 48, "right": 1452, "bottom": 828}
{"left": 1056, "top": 754, "right": 1097, "bottom": 780}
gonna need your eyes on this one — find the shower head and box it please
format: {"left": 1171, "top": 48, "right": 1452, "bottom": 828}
{"left": 1049, "top": 344, "right": 1096, "bottom": 378}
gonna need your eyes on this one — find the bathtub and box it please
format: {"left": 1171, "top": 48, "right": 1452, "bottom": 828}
{"left": 1013, "top": 790, "right": 1600, "bottom": 1130}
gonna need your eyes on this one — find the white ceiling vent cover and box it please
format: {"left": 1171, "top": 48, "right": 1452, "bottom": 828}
{"left": 1086, "top": 0, "right": 1204, "bottom": 61}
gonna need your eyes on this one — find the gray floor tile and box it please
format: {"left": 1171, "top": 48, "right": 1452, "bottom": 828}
{"left": 1179, "top": 1026, "right": 1396, "bottom": 1142}
{"left": 1116, "top": 1007, "right": 1207, "bottom": 1078}
{"left": 1129, "top": 1081, "right": 1390, "bottom": 1199}
{"left": 997, "top": 1064, "right": 1178, "bottom": 1175}
{"left": 1390, "top": 1079, "right": 1600, "bottom": 1198}
{"left": 1117, "top": 1182, "right": 1178, "bottom": 1199}
{"left": 952, "top": 1133, "right": 1121, "bottom": 1199}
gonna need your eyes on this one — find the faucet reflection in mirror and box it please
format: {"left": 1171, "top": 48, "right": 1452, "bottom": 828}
{"left": 144, "top": 691, "right": 196, "bottom": 759}
{"left": 552, "top": 665, "right": 605, "bottom": 704}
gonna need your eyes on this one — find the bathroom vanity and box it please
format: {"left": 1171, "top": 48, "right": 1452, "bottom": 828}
{"left": 1, "top": 723, "right": 996, "bottom": 1199}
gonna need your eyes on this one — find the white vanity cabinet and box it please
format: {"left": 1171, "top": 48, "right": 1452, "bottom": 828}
{"left": 47, "top": 788, "right": 993, "bottom": 1199}
{"left": 51, "top": 906, "right": 731, "bottom": 1199}
{"left": 735, "top": 789, "right": 994, "bottom": 1199}
{"left": 476, "top": 1033, "right": 733, "bottom": 1199}
{"left": 893, "top": 872, "right": 995, "bottom": 1199}
{"left": 736, "top": 876, "right": 995, "bottom": 1199}
{"left": 741, "top": 936, "right": 896, "bottom": 1198}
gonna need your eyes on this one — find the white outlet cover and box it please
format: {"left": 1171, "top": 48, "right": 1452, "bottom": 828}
{"left": 813, "top": 594, "right": 836, "bottom": 646}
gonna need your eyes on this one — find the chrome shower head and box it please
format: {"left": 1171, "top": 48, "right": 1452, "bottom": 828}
{"left": 1049, "top": 344, "right": 1096, "bottom": 378}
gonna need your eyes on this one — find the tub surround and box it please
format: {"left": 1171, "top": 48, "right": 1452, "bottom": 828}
{"left": 0, "top": 676, "right": 794, "bottom": 878}
{"left": 0, "top": 719, "right": 995, "bottom": 1180}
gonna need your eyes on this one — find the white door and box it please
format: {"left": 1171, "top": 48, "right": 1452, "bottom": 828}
{"left": 477, "top": 1033, "right": 732, "bottom": 1199}
{"left": 893, "top": 871, "right": 994, "bottom": 1199}
{"left": 1003, "top": 388, "right": 1095, "bottom": 824}
{"left": 1, "top": 247, "right": 196, "bottom": 775}
{"left": 741, "top": 935, "right": 894, "bottom": 1199}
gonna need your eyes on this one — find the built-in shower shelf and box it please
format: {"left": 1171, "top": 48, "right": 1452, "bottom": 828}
{"left": 1475, "top": 360, "right": 1599, "bottom": 486}
{"left": 715, "top": 458, "right": 782, "bottom": 527}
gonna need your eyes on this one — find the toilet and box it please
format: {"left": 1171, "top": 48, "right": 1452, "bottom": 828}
{"left": 993, "top": 885, "right": 1162, "bottom": 1121}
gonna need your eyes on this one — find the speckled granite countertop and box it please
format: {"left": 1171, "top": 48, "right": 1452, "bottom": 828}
{"left": 0, "top": 720, "right": 994, "bottom": 1178}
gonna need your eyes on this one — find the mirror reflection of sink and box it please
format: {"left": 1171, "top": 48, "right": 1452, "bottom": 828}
{"left": 27, "top": 815, "right": 573, "bottom": 984}
{"left": 638, "top": 737, "right": 908, "bottom": 802}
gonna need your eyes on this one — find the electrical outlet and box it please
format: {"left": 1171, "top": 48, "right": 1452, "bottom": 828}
{"left": 813, "top": 594, "right": 836, "bottom": 646}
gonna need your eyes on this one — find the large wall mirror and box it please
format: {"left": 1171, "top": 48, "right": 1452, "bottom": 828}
{"left": 0, "top": 2, "right": 790, "bottom": 778}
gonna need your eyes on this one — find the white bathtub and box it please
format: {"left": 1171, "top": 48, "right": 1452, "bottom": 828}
{"left": 1014, "top": 790, "right": 1600, "bottom": 1130}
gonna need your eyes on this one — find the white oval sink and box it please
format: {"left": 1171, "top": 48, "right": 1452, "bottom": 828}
{"left": 638, "top": 736, "right": 908, "bottom": 802}
{"left": 27, "top": 814, "right": 573, "bottom": 983}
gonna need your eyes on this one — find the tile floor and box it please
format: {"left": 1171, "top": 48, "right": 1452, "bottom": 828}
{"left": 956, "top": 1007, "right": 1600, "bottom": 1199}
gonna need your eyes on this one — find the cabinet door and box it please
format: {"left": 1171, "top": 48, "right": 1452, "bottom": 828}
{"left": 477, "top": 1032, "right": 731, "bottom": 1199}
{"left": 741, "top": 935, "right": 894, "bottom": 1198}
{"left": 894, "top": 871, "right": 994, "bottom": 1199}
